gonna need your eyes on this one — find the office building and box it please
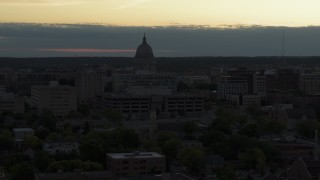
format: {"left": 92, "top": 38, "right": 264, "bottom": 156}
{"left": 31, "top": 81, "right": 77, "bottom": 117}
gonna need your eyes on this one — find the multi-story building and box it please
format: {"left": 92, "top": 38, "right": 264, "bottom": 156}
{"left": 227, "top": 69, "right": 256, "bottom": 94}
{"left": 217, "top": 69, "right": 266, "bottom": 106}
{"left": 217, "top": 76, "right": 249, "bottom": 98}
{"left": 178, "top": 76, "right": 211, "bottom": 85}
{"left": 300, "top": 73, "right": 320, "bottom": 95}
{"left": 75, "top": 66, "right": 112, "bottom": 105}
{"left": 254, "top": 75, "right": 266, "bottom": 95}
{"left": 96, "top": 93, "right": 204, "bottom": 116}
{"left": 106, "top": 151, "right": 166, "bottom": 176}
{"left": 266, "top": 68, "right": 300, "bottom": 92}
{"left": 15, "top": 71, "right": 56, "bottom": 95}
{"left": 31, "top": 81, "right": 77, "bottom": 117}
{"left": 0, "top": 87, "right": 25, "bottom": 114}
{"left": 165, "top": 95, "right": 203, "bottom": 113}
{"left": 227, "top": 94, "right": 261, "bottom": 107}
{"left": 96, "top": 35, "right": 204, "bottom": 118}
{"left": 96, "top": 93, "right": 150, "bottom": 114}
{"left": 112, "top": 73, "right": 177, "bottom": 95}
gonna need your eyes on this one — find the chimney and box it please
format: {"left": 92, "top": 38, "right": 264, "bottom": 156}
{"left": 315, "top": 130, "right": 319, "bottom": 161}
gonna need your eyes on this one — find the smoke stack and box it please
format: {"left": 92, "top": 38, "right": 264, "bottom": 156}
{"left": 315, "top": 130, "right": 319, "bottom": 161}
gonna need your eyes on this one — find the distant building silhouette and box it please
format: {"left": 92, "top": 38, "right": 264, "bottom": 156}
{"left": 31, "top": 81, "right": 77, "bottom": 117}
{"left": 134, "top": 34, "right": 156, "bottom": 74}
{"left": 96, "top": 34, "right": 204, "bottom": 119}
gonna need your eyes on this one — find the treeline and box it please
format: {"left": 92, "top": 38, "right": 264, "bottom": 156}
{"left": 1, "top": 56, "right": 320, "bottom": 70}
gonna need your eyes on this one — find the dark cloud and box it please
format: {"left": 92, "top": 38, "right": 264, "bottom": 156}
{"left": 0, "top": 23, "right": 320, "bottom": 57}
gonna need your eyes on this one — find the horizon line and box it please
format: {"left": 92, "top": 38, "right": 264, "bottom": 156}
{"left": 1, "top": 56, "right": 320, "bottom": 59}
{"left": 1, "top": 22, "right": 320, "bottom": 30}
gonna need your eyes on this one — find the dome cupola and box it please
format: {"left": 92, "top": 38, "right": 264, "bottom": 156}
{"left": 135, "top": 34, "right": 154, "bottom": 59}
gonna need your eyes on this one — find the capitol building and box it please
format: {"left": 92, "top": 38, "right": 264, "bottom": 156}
{"left": 80, "top": 34, "right": 204, "bottom": 119}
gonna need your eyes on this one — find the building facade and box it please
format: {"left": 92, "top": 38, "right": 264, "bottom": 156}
{"left": 75, "top": 66, "right": 112, "bottom": 105}
{"left": 0, "top": 87, "right": 25, "bottom": 114}
{"left": 300, "top": 73, "right": 320, "bottom": 95}
{"left": 31, "top": 82, "right": 77, "bottom": 117}
{"left": 106, "top": 152, "right": 166, "bottom": 176}
{"left": 96, "top": 93, "right": 204, "bottom": 116}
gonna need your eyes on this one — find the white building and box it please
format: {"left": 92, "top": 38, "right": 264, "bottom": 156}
{"left": 13, "top": 128, "right": 34, "bottom": 146}
{"left": 218, "top": 76, "right": 249, "bottom": 98}
{"left": 43, "top": 142, "right": 79, "bottom": 155}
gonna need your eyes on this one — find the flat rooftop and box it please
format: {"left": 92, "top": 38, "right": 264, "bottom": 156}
{"left": 107, "top": 152, "right": 164, "bottom": 159}
{"left": 13, "top": 128, "right": 34, "bottom": 132}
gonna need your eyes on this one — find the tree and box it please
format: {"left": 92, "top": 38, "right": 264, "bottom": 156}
{"left": 199, "top": 130, "right": 226, "bottom": 153}
{"left": 47, "top": 160, "right": 103, "bottom": 172}
{"left": 296, "top": 120, "right": 320, "bottom": 139}
{"left": 33, "top": 151, "right": 52, "bottom": 172}
{"left": 35, "top": 127, "right": 50, "bottom": 140}
{"left": 41, "top": 109, "right": 56, "bottom": 131}
{"left": 256, "top": 141, "right": 279, "bottom": 162}
{"left": 65, "top": 111, "right": 83, "bottom": 119}
{"left": 0, "top": 129, "right": 14, "bottom": 150}
{"left": 24, "top": 135, "right": 42, "bottom": 150}
{"left": 246, "top": 105, "right": 262, "bottom": 117}
{"left": 78, "top": 104, "right": 90, "bottom": 117}
{"left": 80, "top": 128, "right": 140, "bottom": 165}
{"left": 104, "top": 109, "right": 124, "bottom": 123}
{"left": 83, "top": 121, "right": 90, "bottom": 134}
{"left": 45, "top": 132, "right": 63, "bottom": 142}
{"left": 239, "top": 148, "right": 266, "bottom": 174}
{"left": 218, "top": 135, "right": 257, "bottom": 160}
{"left": 239, "top": 123, "right": 259, "bottom": 137}
{"left": 183, "top": 121, "right": 198, "bottom": 139}
{"left": 236, "top": 115, "right": 248, "bottom": 126}
{"left": 9, "top": 162, "right": 35, "bottom": 180}
{"left": 157, "top": 131, "right": 177, "bottom": 148}
{"left": 216, "top": 165, "right": 236, "bottom": 180}
{"left": 4, "top": 153, "right": 30, "bottom": 172}
{"left": 79, "top": 136, "right": 105, "bottom": 164}
{"left": 260, "top": 119, "right": 286, "bottom": 135}
{"left": 23, "top": 111, "right": 37, "bottom": 126}
{"left": 177, "top": 147, "right": 204, "bottom": 173}
{"left": 162, "top": 139, "right": 183, "bottom": 159}
{"left": 211, "top": 107, "right": 235, "bottom": 134}
{"left": 142, "top": 139, "right": 161, "bottom": 152}
{"left": 111, "top": 128, "right": 140, "bottom": 150}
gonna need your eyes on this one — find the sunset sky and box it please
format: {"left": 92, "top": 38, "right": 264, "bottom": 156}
{"left": 1, "top": 0, "right": 320, "bottom": 27}
{"left": 1, "top": 0, "right": 320, "bottom": 57}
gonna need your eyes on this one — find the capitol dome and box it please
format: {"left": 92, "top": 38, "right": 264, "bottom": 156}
{"left": 135, "top": 34, "right": 154, "bottom": 59}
